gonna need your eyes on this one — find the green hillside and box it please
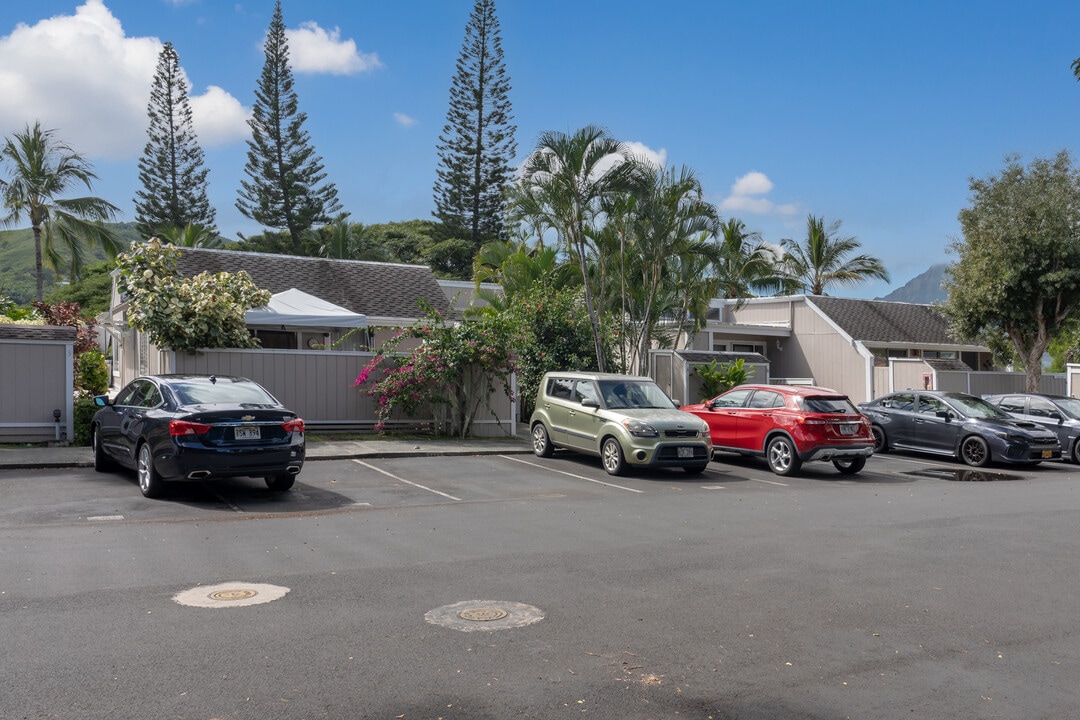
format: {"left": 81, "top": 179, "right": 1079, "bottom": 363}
{"left": 0, "top": 223, "right": 141, "bottom": 305}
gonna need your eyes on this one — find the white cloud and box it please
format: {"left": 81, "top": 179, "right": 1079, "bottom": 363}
{"left": 720, "top": 171, "right": 798, "bottom": 216}
{"left": 621, "top": 141, "right": 667, "bottom": 170}
{"left": 285, "top": 21, "right": 382, "bottom": 75}
{"left": 393, "top": 113, "right": 417, "bottom": 127}
{"left": 0, "top": 0, "right": 248, "bottom": 160}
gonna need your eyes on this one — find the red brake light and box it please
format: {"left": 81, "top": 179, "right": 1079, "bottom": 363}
{"left": 800, "top": 417, "right": 828, "bottom": 425}
{"left": 282, "top": 418, "right": 305, "bottom": 433}
{"left": 170, "top": 419, "right": 211, "bottom": 436}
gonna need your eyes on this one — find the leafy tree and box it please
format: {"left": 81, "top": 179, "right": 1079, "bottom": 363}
{"left": 353, "top": 302, "right": 515, "bottom": 437}
{"left": 237, "top": 0, "right": 341, "bottom": 252}
{"left": 31, "top": 300, "right": 98, "bottom": 356}
{"left": 433, "top": 0, "right": 517, "bottom": 249}
{"left": 778, "top": 214, "right": 889, "bottom": 296}
{"left": 0, "top": 121, "right": 121, "bottom": 300}
{"left": 695, "top": 357, "right": 755, "bottom": 401}
{"left": 305, "top": 213, "right": 390, "bottom": 261}
{"left": 943, "top": 151, "right": 1080, "bottom": 391}
{"left": 134, "top": 41, "right": 216, "bottom": 240}
{"left": 115, "top": 238, "right": 271, "bottom": 352}
{"left": 158, "top": 223, "right": 226, "bottom": 248}
{"left": 510, "top": 125, "right": 644, "bottom": 372}
{"left": 44, "top": 260, "right": 114, "bottom": 317}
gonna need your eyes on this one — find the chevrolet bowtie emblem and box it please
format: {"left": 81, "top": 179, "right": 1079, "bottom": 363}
{"left": 241, "top": 415, "right": 255, "bottom": 422}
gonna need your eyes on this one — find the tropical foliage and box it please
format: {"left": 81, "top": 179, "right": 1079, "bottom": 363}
{"left": 353, "top": 302, "right": 515, "bottom": 438}
{"left": 115, "top": 238, "right": 270, "bottom": 352}
{"left": 778, "top": 215, "right": 889, "bottom": 296}
{"left": 0, "top": 122, "right": 121, "bottom": 300}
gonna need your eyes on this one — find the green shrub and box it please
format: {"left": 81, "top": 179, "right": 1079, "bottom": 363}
{"left": 73, "top": 396, "right": 98, "bottom": 446}
{"left": 76, "top": 349, "right": 109, "bottom": 397}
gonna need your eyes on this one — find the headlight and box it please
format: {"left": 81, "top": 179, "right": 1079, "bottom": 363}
{"left": 622, "top": 418, "right": 659, "bottom": 437}
{"left": 992, "top": 429, "right": 1026, "bottom": 443}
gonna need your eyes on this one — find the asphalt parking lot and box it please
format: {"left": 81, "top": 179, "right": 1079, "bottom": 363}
{"left": 2, "top": 451, "right": 1079, "bottom": 719}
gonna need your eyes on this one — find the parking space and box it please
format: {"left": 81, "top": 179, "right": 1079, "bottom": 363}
{"left": 1, "top": 448, "right": 1075, "bottom": 529}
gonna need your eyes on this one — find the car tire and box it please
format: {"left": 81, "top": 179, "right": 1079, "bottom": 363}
{"left": 136, "top": 442, "right": 166, "bottom": 498}
{"left": 871, "top": 425, "right": 889, "bottom": 453}
{"left": 683, "top": 463, "right": 709, "bottom": 475}
{"left": 265, "top": 474, "right": 296, "bottom": 492}
{"left": 766, "top": 436, "right": 802, "bottom": 476}
{"left": 601, "top": 437, "right": 627, "bottom": 476}
{"left": 833, "top": 456, "right": 866, "bottom": 475}
{"left": 959, "top": 435, "right": 991, "bottom": 467}
{"left": 1071, "top": 440, "right": 1080, "bottom": 465}
{"left": 92, "top": 425, "right": 115, "bottom": 472}
{"left": 531, "top": 422, "right": 554, "bottom": 458}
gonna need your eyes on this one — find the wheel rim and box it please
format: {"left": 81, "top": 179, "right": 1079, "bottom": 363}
{"left": 962, "top": 438, "right": 987, "bottom": 465}
{"left": 137, "top": 445, "right": 151, "bottom": 492}
{"left": 602, "top": 440, "right": 620, "bottom": 472}
{"left": 532, "top": 425, "right": 547, "bottom": 453}
{"left": 872, "top": 427, "right": 885, "bottom": 452}
{"left": 769, "top": 440, "right": 792, "bottom": 472}
{"left": 1073, "top": 441, "right": 1080, "bottom": 465}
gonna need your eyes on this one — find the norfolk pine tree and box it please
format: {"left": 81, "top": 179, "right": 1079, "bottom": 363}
{"left": 237, "top": 0, "right": 341, "bottom": 252}
{"left": 433, "top": 0, "right": 516, "bottom": 249}
{"left": 134, "top": 41, "right": 216, "bottom": 239}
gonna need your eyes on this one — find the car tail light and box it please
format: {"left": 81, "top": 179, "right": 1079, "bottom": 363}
{"left": 170, "top": 419, "right": 212, "bottom": 436}
{"left": 282, "top": 418, "right": 305, "bottom": 433}
{"left": 800, "top": 417, "right": 828, "bottom": 425}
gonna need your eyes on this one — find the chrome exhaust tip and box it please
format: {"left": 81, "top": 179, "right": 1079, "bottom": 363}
{"left": 187, "top": 470, "right": 212, "bottom": 480}
{"left": 286, "top": 465, "right": 302, "bottom": 475}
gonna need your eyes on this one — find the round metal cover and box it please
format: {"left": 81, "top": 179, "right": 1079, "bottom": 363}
{"left": 426, "top": 600, "right": 544, "bottom": 632}
{"left": 173, "top": 582, "right": 289, "bottom": 608}
{"left": 457, "top": 607, "right": 509, "bottom": 621}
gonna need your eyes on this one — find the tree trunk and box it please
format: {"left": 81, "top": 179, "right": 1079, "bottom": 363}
{"left": 32, "top": 224, "right": 44, "bottom": 301}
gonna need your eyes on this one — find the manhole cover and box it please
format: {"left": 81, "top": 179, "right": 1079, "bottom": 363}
{"left": 174, "top": 582, "right": 289, "bottom": 608}
{"left": 426, "top": 600, "right": 544, "bottom": 632}
{"left": 458, "top": 607, "right": 508, "bottom": 621}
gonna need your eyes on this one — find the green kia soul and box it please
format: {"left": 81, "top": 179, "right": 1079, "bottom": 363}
{"left": 529, "top": 371, "right": 713, "bottom": 476}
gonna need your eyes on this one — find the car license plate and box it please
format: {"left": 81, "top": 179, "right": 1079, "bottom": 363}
{"left": 235, "top": 426, "right": 260, "bottom": 440}
{"left": 1042, "top": 449, "right": 1053, "bottom": 458}
{"left": 678, "top": 447, "right": 694, "bottom": 458}
{"left": 839, "top": 424, "right": 856, "bottom": 436}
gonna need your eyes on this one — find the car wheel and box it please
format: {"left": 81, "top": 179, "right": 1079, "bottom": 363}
{"left": 265, "top": 475, "right": 296, "bottom": 492}
{"left": 959, "top": 435, "right": 991, "bottom": 467}
{"left": 766, "top": 436, "right": 802, "bottom": 476}
{"left": 531, "top": 423, "right": 554, "bottom": 458}
{"left": 92, "top": 425, "right": 115, "bottom": 472}
{"left": 601, "top": 437, "right": 627, "bottom": 476}
{"left": 1072, "top": 440, "right": 1080, "bottom": 465}
{"left": 136, "top": 442, "right": 166, "bottom": 498}
{"left": 871, "top": 425, "right": 889, "bottom": 453}
{"left": 833, "top": 456, "right": 866, "bottom": 475}
{"left": 683, "top": 463, "right": 709, "bottom": 475}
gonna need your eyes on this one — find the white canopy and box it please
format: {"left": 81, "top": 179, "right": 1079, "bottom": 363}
{"left": 245, "top": 288, "right": 367, "bottom": 328}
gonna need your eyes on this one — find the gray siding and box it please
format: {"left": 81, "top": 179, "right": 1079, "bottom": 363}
{"left": 0, "top": 325, "right": 75, "bottom": 442}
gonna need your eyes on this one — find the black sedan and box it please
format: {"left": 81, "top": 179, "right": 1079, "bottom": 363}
{"left": 859, "top": 390, "right": 1060, "bottom": 467}
{"left": 984, "top": 393, "right": 1080, "bottom": 464}
{"left": 92, "top": 374, "right": 305, "bottom": 498}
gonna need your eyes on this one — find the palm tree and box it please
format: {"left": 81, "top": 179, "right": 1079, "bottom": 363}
{"left": 509, "top": 125, "right": 644, "bottom": 372}
{"left": 778, "top": 214, "right": 889, "bottom": 295}
{"left": 713, "top": 218, "right": 787, "bottom": 305}
{"left": 0, "top": 122, "right": 121, "bottom": 300}
{"left": 158, "top": 223, "right": 226, "bottom": 249}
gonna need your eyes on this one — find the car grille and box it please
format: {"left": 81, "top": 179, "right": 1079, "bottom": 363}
{"left": 663, "top": 429, "right": 700, "bottom": 438}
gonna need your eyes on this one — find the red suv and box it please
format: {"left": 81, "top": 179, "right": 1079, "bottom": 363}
{"left": 681, "top": 384, "right": 874, "bottom": 476}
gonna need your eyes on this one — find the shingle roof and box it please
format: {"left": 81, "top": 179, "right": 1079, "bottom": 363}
{"left": 175, "top": 248, "right": 450, "bottom": 319}
{"left": 808, "top": 296, "right": 959, "bottom": 345}
{"left": 675, "top": 350, "right": 771, "bottom": 364}
{"left": 0, "top": 324, "right": 77, "bottom": 341}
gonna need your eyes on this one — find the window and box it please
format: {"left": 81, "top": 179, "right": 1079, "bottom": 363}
{"left": 713, "top": 388, "right": 753, "bottom": 408}
{"left": 884, "top": 392, "right": 915, "bottom": 411}
{"left": 917, "top": 396, "right": 948, "bottom": 415}
{"left": 1028, "top": 398, "right": 1058, "bottom": 418}
{"left": 711, "top": 340, "right": 728, "bottom": 352}
{"left": 573, "top": 380, "right": 599, "bottom": 405}
{"left": 997, "top": 396, "right": 1026, "bottom": 414}
{"left": 922, "top": 350, "right": 957, "bottom": 359}
{"left": 547, "top": 378, "right": 573, "bottom": 400}
{"left": 749, "top": 390, "right": 784, "bottom": 409}
{"left": 114, "top": 380, "right": 146, "bottom": 407}
{"left": 731, "top": 343, "right": 763, "bottom": 354}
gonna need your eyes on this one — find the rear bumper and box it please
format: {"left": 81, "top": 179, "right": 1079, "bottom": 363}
{"left": 155, "top": 442, "right": 306, "bottom": 480}
{"left": 799, "top": 444, "right": 875, "bottom": 462}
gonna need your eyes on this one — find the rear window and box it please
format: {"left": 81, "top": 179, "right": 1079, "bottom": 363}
{"left": 171, "top": 380, "right": 278, "bottom": 406}
{"left": 799, "top": 396, "right": 859, "bottom": 414}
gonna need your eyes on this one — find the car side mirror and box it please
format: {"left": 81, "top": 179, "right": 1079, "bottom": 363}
{"left": 580, "top": 398, "right": 599, "bottom": 408}
{"left": 703, "top": 400, "right": 715, "bottom": 410}
{"left": 93, "top": 395, "right": 111, "bottom": 407}
{"left": 936, "top": 410, "right": 951, "bottom": 421}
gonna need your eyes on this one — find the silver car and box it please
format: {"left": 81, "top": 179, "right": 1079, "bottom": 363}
{"left": 529, "top": 372, "right": 712, "bottom": 476}
{"left": 984, "top": 393, "right": 1080, "bottom": 463}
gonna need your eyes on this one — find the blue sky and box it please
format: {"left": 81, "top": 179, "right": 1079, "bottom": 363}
{"left": 2, "top": 0, "right": 1079, "bottom": 299}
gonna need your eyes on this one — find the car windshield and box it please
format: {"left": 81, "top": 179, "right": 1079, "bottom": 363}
{"left": 598, "top": 380, "right": 676, "bottom": 409}
{"left": 171, "top": 380, "right": 278, "bottom": 406}
{"left": 798, "top": 396, "right": 859, "bottom": 414}
{"left": 944, "top": 393, "right": 1010, "bottom": 419}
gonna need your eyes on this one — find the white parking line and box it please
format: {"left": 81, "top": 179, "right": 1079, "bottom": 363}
{"left": 501, "top": 455, "right": 644, "bottom": 493}
{"left": 701, "top": 486, "right": 726, "bottom": 490}
{"left": 750, "top": 477, "right": 789, "bottom": 486}
{"left": 352, "top": 459, "right": 462, "bottom": 501}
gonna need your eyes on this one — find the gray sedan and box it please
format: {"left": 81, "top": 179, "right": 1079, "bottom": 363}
{"left": 984, "top": 393, "right": 1080, "bottom": 463}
